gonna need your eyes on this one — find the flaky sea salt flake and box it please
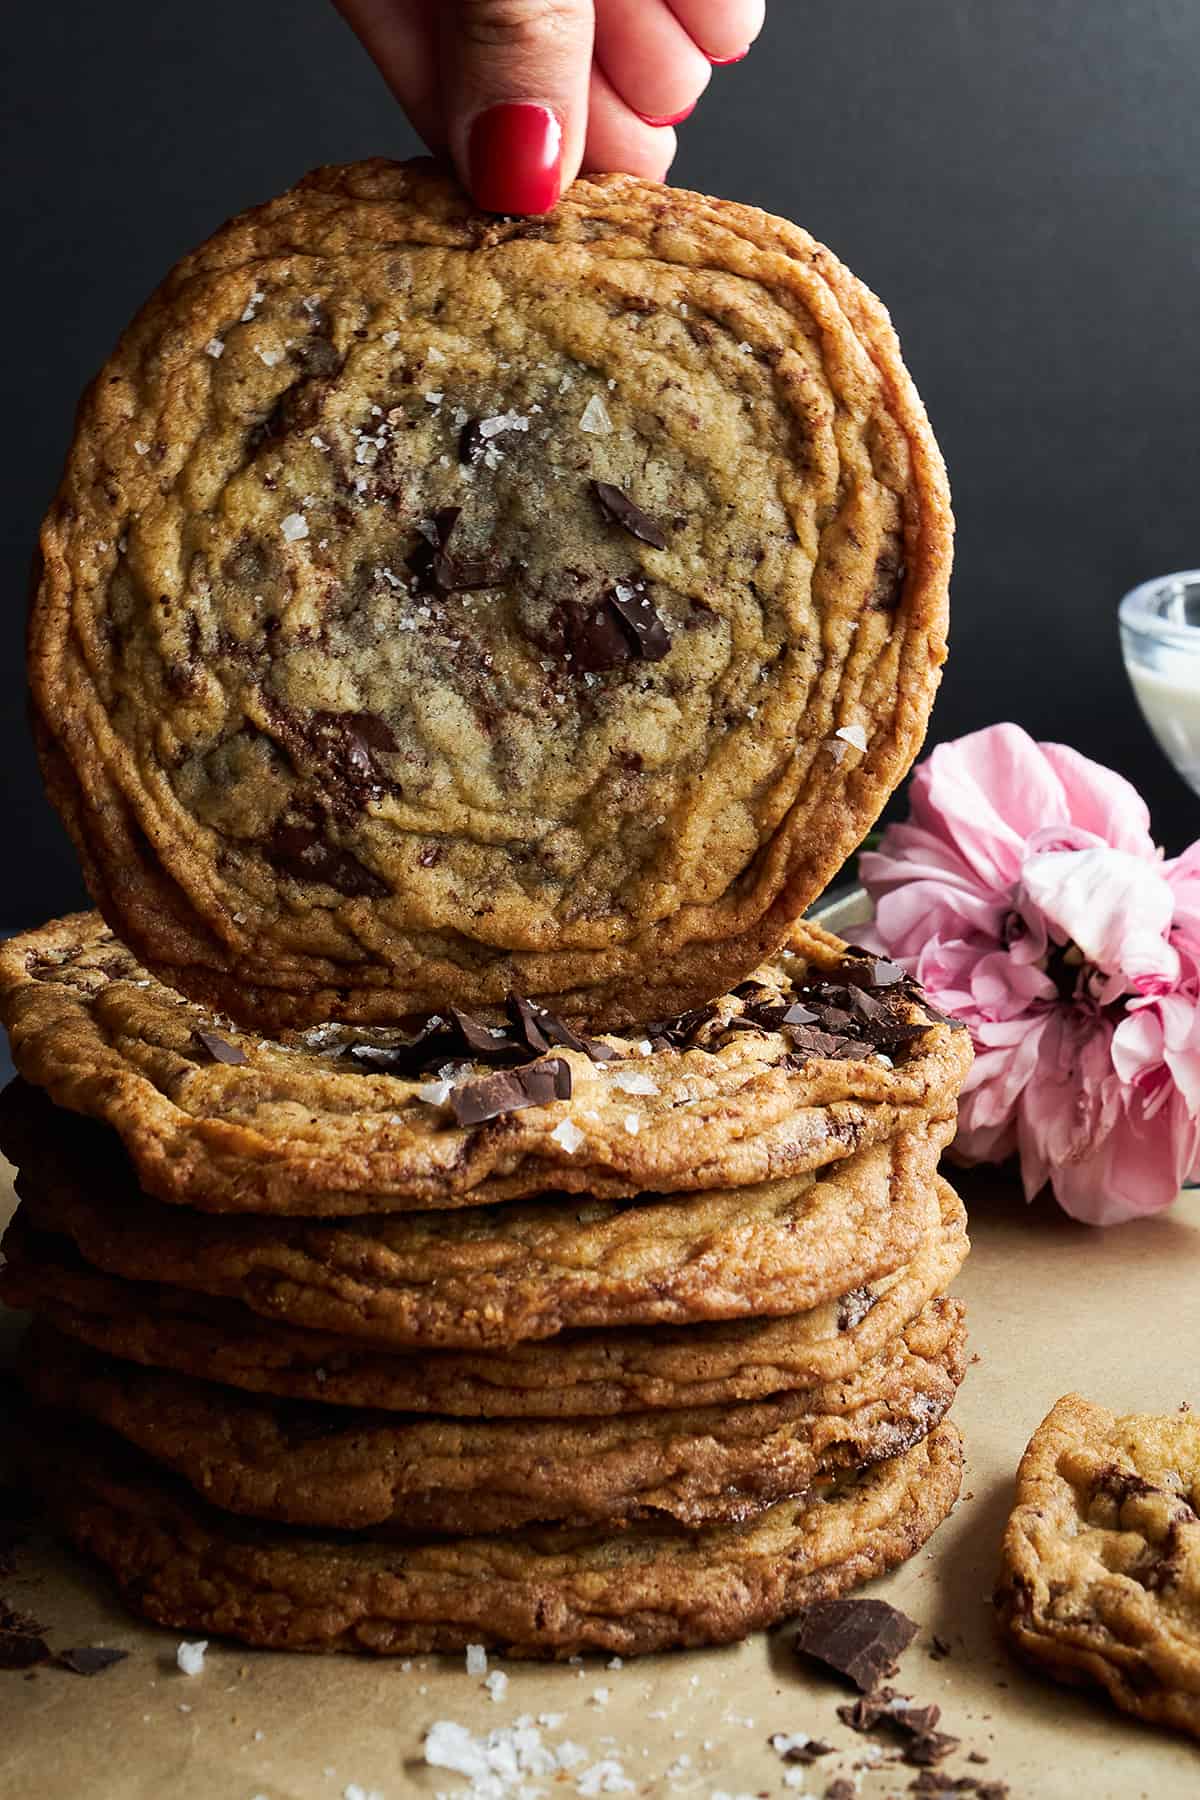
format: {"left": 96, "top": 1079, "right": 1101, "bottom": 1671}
{"left": 176, "top": 1641, "right": 208, "bottom": 1676}
{"left": 204, "top": 338, "right": 225, "bottom": 359}
{"left": 836, "top": 723, "right": 868, "bottom": 752}
{"left": 280, "top": 513, "right": 309, "bottom": 543}
{"left": 611, "top": 1071, "right": 657, "bottom": 1096}
{"left": 552, "top": 1119, "right": 585, "bottom": 1155}
{"left": 579, "top": 395, "right": 613, "bottom": 435}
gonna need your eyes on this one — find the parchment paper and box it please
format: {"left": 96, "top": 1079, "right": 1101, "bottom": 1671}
{"left": 2, "top": 1156, "right": 1198, "bottom": 1799}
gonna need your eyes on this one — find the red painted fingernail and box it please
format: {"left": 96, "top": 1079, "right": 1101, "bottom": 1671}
{"left": 634, "top": 101, "right": 697, "bottom": 128}
{"left": 707, "top": 47, "right": 750, "bottom": 65}
{"left": 468, "top": 102, "right": 563, "bottom": 215}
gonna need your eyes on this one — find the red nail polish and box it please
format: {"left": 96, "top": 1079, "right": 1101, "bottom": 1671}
{"left": 634, "top": 101, "right": 697, "bottom": 128}
{"left": 468, "top": 102, "right": 563, "bottom": 215}
{"left": 707, "top": 47, "right": 750, "bottom": 65}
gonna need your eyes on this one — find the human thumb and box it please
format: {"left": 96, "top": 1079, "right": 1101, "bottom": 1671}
{"left": 443, "top": 0, "right": 595, "bottom": 214}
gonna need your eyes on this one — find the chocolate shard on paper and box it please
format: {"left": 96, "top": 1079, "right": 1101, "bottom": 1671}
{"left": 591, "top": 479, "right": 670, "bottom": 550}
{"left": 791, "top": 1598, "right": 919, "bottom": 1691}
{"left": 771, "top": 1734, "right": 835, "bottom": 1765}
{"left": 54, "top": 1647, "right": 130, "bottom": 1676}
{"left": 450, "top": 1058, "right": 572, "bottom": 1126}
{"left": 0, "top": 1601, "right": 50, "bottom": 1672}
{"left": 191, "top": 1029, "right": 248, "bottom": 1067}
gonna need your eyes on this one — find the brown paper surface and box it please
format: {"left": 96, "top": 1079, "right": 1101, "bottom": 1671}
{"left": 2, "top": 1155, "right": 1199, "bottom": 1799}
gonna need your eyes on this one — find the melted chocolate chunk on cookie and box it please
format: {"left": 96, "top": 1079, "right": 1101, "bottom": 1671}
{"left": 408, "top": 507, "right": 507, "bottom": 596}
{"left": 450, "top": 1057, "right": 572, "bottom": 1125}
{"left": 338, "top": 997, "right": 618, "bottom": 1086}
{"left": 506, "top": 996, "right": 617, "bottom": 1063}
{"left": 267, "top": 823, "right": 388, "bottom": 899}
{"left": 1089, "top": 1464, "right": 1171, "bottom": 1509}
{"left": 458, "top": 417, "right": 487, "bottom": 467}
{"left": 557, "top": 597, "right": 639, "bottom": 673}
{"left": 191, "top": 1030, "right": 248, "bottom": 1067}
{"left": 646, "top": 1003, "right": 722, "bottom": 1049}
{"left": 868, "top": 532, "right": 908, "bottom": 612}
{"left": 305, "top": 710, "right": 398, "bottom": 806}
{"left": 590, "top": 479, "right": 670, "bottom": 551}
{"left": 556, "top": 582, "right": 672, "bottom": 674}
{"left": 609, "top": 581, "right": 672, "bottom": 659}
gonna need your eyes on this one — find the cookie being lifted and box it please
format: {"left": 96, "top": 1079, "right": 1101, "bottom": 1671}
{"left": 996, "top": 1393, "right": 1200, "bottom": 1740}
{"left": 31, "top": 159, "right": 952, "bottom": 1029}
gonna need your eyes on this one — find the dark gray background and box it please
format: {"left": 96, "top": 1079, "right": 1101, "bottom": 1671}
{"left": 4, "top": 0, "right": 1199, "bottom": 924}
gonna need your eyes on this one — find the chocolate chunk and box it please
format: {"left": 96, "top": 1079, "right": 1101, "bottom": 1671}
{"left": 784, "top": 1024, "right": 857, "bottom": 1061}
{"left": 929, "top": 1635, "right": 952, "bottom": 1661}
{"left": 842, "top": 954, "right": 907, "bottom": 989}
{"left": 792, "top": 1599, "right": 919, "bottom": 1691}
{"left": 774, "top": 1736, "right": 834, "bottom": 1764}
{"left": 303, "top": 710, "right": 398, "bottom": 806}
{"left": 837, "top": 1286, "right": 876, "bottom": 1332}
{"left": 55, "top": 1647, "right": 130, "bottom": 1676}
{"left": 646, "top": 1003, "right": 720, "bottom": 1049}
{"left": 409, "top": 506, "right": 506, "bottom": 595}
{"left": 837, "top": 1690, "right": 959, "bottom": 1768}
{"left": 905, "top": 1732, "right": 961, "bottom": 1768}
{"left": 191, "top": 1029, "right": 248, "bottom": 1067}
{"left": 608, "top": 582, "right": 671, "bottom": 660}
{"left": 450, "top": 1058, "right": 572, "bottom": 1125}
{"left": 559, "top": 598, "right": 637, "bottom": 673}
{"left": 825, "top": 1782, "right": 856, "bottom": 1800}
{"left": 459, "top": 418, "right": 487, "bottom": 466}
{"left": 0, "top": 1601, "right": 49, "bottom": 1672}
{"left": 869, "top": 533, "right": 908, "bottom": 612}
{"left": 450, "top": 1007, "right": 521, "bottom": 1060}
{"left": 267, "top": 823, "right": 388, "bottom": 899}
{"left": 591, "top": 479, "right": 670, "bottom": 550}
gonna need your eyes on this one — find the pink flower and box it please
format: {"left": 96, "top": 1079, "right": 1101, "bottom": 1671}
{"left": 860, "top": 722, "right": 1200, "bottom": 1225}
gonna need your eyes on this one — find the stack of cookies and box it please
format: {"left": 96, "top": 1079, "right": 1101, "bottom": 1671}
{"left": 0, "top": 160, "right": 969, "bottom": 1657}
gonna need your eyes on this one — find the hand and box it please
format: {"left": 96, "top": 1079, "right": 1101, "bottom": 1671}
{"left": 333, "top": 0, "right": 765, "bottom": 214}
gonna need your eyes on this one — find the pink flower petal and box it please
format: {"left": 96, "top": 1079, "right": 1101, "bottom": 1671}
{"left": 1018, "top": 846, "right": 1179, "bottom": 998}
{"left": 1038, "top": 741, "right": 1158, "bottom": 858}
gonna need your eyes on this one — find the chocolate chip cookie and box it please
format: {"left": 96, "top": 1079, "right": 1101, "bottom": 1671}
{"left": 0, "top": 1182, "right": 967, "bottom": 1417}
{"left": 8, "top": 1100, "right": 953, "bottom": 1348}
{"left": 19, "top": 1410, "right": 963, "bottom": 1656}
{"left": 0, "top": 913, "right": 971, "bottom": 1214}
{"left": 21, "top": 1302, "right": 964, "bottom": 1532}
{"left": 30, "top": 159, "right": 952, "bottom": 1031}
{"left": 997, "top": 1393, "right": 1200, "bottom": 1739}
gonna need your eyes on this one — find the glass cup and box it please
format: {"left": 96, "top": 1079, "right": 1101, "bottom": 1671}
{"left": 1120, "top": 571, "right": 1200, "bottom": 798}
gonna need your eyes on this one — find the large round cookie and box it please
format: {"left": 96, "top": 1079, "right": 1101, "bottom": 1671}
{"left": 30, "top": 159, "right": 952, "bottom": 1031}
{"left": 21, "top": 1302, "right": 965, "bottom": 1532}
{"left": 20, "top": 1412, "right": 963, "bottom": 1657}
{"left": 0, "top": 914, "right": 971, "bottom": 1214}
{"left": 10, "top": 1110, "right": 952, "bottom": 1349}
{"left": 0, "top": 1182, "right": 968, "bottom": 1416}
